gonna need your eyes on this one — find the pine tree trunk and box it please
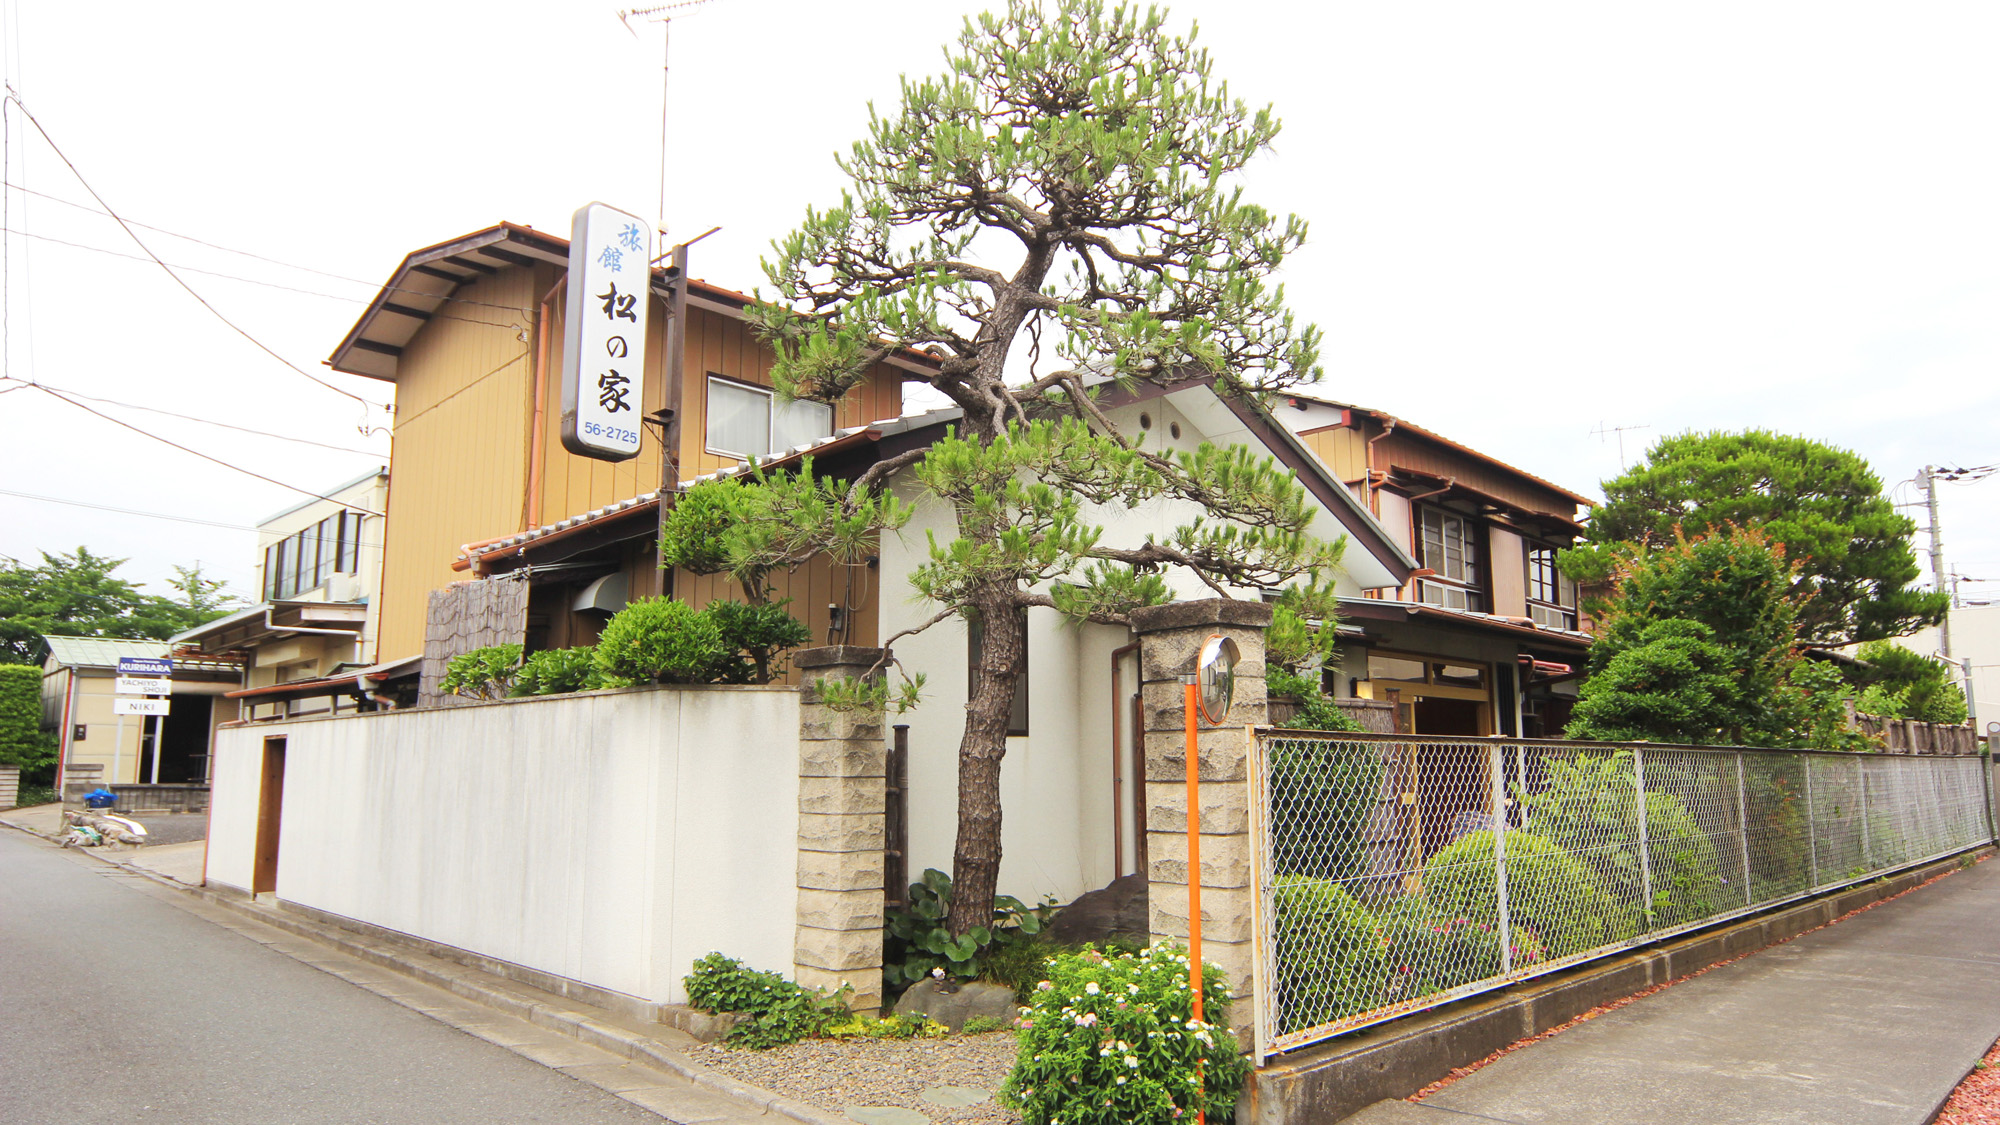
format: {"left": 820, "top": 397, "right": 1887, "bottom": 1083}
{"left": 946, "top": 584, "right": 1026, "bottom": 937}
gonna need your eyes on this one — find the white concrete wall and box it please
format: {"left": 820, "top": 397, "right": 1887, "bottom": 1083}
{"left": 205, "top": 684, "right": 799, "bottom": 1005}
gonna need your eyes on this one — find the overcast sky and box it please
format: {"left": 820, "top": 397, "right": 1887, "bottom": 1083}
{"left": 1, "top": 1, "right": 1995, "bottom": 627}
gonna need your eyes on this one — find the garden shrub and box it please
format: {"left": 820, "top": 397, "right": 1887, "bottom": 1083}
{"left": 1268, "top": 734, "right": 1385, "bottom": 884}
{"left": 1421, "top": 830, "right": 1613, "bottom": 958}
{"left": 1377, "top": 894, "right": 1539, "bottom": 1000}
{"left": 705, "top": 599, "right": 812, "bottom": 684}
{"left": 682, "top": 952, "right": 851, "bottom": 1049}
{"left": 510, "top": 646, "right": 601, "bottom": 696}
{"left": 1271, "top": 875, "right": 1387, "bottom": 1027}
{"left": 1521, "top": 751, "right": 1723, "bottom": 929}
{"left": 1001, "top": 945, "right": 1248, "bottom": 1125}
{"left": 594, "top": 597, "right": 727, "bottom": 684}
{"left": 882, "top": 867, "right": 1049, "bottom": 999}
{"left": 439, "top": 644, "right": 522, "bottom": 699}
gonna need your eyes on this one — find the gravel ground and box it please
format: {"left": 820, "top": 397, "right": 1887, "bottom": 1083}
{"left": 689, "top": 1031, "right": 1023, "bottom": 1125}
{"left": 126, "top": 813, "right": 208, "bottom": 846}
{"left": 1937, "top": 1037, "right": 2000, "bottom": 1125}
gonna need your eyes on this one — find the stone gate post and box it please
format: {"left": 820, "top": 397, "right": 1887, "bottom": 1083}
{"left": 793, "top": 646, "right": 889, "bottom": 1015}
{"left": 1129, "top": 599, "right": 1271, "bottom": 1043}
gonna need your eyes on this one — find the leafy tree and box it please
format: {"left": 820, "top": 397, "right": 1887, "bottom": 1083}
{"left": 1850, "top": 641, "right": 1967, "bottom": 724}
{"left": 1569, "top": 530, "right": 1809, "bottom": 745}
{"left": 0, "top": 550, "right": 240, "bottom": 664}
{"left": 730, "top": 0, "right": 1337, "bottom": 936}
{"left": 1566, "top": 431, "right": 1943, "bottom": 645}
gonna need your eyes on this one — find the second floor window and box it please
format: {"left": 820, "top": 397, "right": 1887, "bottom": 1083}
{"left": 1527, "top": 545, "right": 1578, "bottom": 630}
{"left": 265, "top": 512, "right": 365, "bottom": 601}
{"left": 1417, "top": 506, "right": 1485, "bottom": 611}
{"left": 706, "top": 374, "right": 834, "bottom": 460}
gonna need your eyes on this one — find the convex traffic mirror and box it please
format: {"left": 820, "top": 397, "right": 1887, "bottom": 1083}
{"left": 1196, "top": 634, "right": 1240, "bottom": 725}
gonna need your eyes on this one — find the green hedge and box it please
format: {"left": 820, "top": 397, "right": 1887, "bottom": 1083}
{"left": 1422, "top": 830, "right": 1614, "bottom": 959}
{"left": 0, "top": 664, "right": 55, "bottom": 781}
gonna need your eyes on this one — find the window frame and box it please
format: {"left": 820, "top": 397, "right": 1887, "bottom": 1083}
{"left": 704, "top": 373, "right": 835, "bottom": 461}
{"left": 1525, "top": 543, "right": 1578, "bottom": 630}
{"left": 1415, "top": 505, "right": 1487, "bottom": 612}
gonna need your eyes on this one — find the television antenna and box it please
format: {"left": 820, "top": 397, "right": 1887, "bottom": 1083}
{"left": 1589, "top": 421, "right": 1650, "bottom": 469}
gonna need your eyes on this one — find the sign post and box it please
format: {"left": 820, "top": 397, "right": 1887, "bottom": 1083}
{"left": 115, "top": 657, "right": 172, "bottom": 786}
{"left": 561, "top": 201, "right": 653, "bottom": 462}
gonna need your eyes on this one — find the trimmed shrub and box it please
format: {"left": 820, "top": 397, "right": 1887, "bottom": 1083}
{"left": 510, "top": 647, "right": 601, "bottom": 696}
{"left": 1422, "top": 830, "right": 1613, "bottom": 959}
{"left": 1002, "top": 945, "right": 1248, "bottom": 1125}
{"left": 1522, "top": 750, "right": 1723, "bottom": 930}
{"left": 594, "top": 598, "right": 727, "bottom": 684}
{"left": 439, "top": 644, "right": 521, "bottom": 699}
{"left": 706, "top": 600, "right": 812, "bottom": 684}
{"left": 1271, "top": 875, "right": 1387, "bottom": 1028}
{"left": 0, "top": 663, "right": 56, "bottom": 783}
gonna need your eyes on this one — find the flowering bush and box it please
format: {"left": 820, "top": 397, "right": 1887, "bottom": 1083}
{"left": 1001, "top": 945, "right": 1247, "bottom": 1125}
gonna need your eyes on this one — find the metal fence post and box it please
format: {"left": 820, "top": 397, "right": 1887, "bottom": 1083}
{"left": 1736, "top": 751, "right": 1752, "bottom": 906}
{"left": 1633, "top": 748, "right": 1653, "bottom": 923}
{"left": 1490, "top": 742, "right": 1513, "bottom": 974}
{"left": 1860, "top": 758, "right": 1872, "bottom": 871}
{"left": 1804, "top": 757, "right": 1819, "bottom": 890}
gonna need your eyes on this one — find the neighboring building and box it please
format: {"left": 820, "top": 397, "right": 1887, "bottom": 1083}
{"left": 1271, "top": 393, "right": 1599, "bottom": 738}
{"left": 40, "top": 636, "right": 241, "bottom": 786}
{"left": 321, "top": 222, "right": 927, "bottom": 664}
{"left": 172, "top": 468, "right": 397, "bottom": 721}
{"left": 1890, "top": 604, "right": 2000, "bottom": 735}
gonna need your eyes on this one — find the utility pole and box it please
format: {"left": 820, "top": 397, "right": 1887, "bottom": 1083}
{"left": 1922, "top": 465, "right": 1951, "bottom": 658}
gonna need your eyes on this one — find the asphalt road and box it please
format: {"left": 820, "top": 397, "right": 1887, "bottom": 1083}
{"left": 0, "top": 830, "right": 664, "bottom": 1124}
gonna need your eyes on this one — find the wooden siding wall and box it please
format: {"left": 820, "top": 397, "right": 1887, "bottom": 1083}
{"left": 1298, "top": 425, "right": 1369, "bottom": 484}
{"left": 417, "top": 578, "right": 530, "bottom": 707}
{"left": 680, "top": 305, "right": 905, "bottom": 480}
{"left": 673, "top": 553, "right": 882, "bottom": 685}
{"left": 1373, "top": 429, "right": 1578, "bottom": 519}
{"left": 377, "top": 269, "right": 540, "bottom": 659}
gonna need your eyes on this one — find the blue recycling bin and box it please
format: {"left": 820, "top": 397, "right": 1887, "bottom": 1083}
{"left": 83, "top": 788, "right": 117, "bottom": 810}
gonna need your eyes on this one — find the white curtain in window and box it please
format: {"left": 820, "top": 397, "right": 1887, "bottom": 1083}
{"left": 706, "top": 378, "right": 770, "bottom": 457}
{"left": 773, "top": 397, "right": 834, "bottom": 454}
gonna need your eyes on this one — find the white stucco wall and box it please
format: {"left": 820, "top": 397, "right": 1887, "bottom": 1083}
{"left": 878, "top": 395, "right": 1368, "bottom": 908}
{"left": 205, "top": 684, "right": 798, "bottom": 1005}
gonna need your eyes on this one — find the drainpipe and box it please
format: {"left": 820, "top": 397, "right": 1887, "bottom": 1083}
{"left": 1403, "top": 477, "right": 1457, "bottom": 505}
{"left": 1364, "top": 415, "right": 1398, "bottom": 517}
{"left": 527, "top": 277, "right": 564, "bottom": 532}
{"left": 1110, "top": 639, "right": 1140, "bottom": 878}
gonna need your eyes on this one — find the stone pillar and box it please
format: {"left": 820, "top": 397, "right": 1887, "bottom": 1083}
{"left": 793, "top": 646, "right": 889, "bottom": 1015}
{"left": 1129, "top": 599, "right": 1270, "bottom": 1044}
{"left": 0, "top": 766, "right": 18, "bottom": 810}
{"left": 61, "top": 762, "right": 104, "bottom": 811}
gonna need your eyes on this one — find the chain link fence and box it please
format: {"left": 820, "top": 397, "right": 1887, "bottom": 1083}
{"left": 1248, "top": 733, "right": 1995, "bottom": 1060}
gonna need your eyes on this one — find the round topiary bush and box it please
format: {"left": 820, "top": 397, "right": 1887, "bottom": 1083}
{"left": 1421, "top": 830, "right": 1612, "bottom": 959}
{"left": 593, "top": 598, "right": 727, "bottom": 684}
{"left": 1271, "top": 875, "right": 1387, "bottom": 1030}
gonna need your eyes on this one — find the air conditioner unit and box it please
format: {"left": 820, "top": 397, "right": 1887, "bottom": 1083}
{"left": 326, "top": 573, "right": 360, "bottom": 603}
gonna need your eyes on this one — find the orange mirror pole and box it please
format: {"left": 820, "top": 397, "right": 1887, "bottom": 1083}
{"left": 1183, "top": 672, "right": 1206, "bottom": 1125}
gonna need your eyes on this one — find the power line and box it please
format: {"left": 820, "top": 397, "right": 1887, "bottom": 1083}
{"left": 27, "top": 383, "right": 386, "bottom": 515}
{"left": 1, "top": 376, "right": 387, "bottom": 455}
{"left": 0, "top": 211, "right": 533, "bottom": 324}
{"left": 0, "top": 487, "right": 257, "bottom": 531}
{"left": 4, "top": 91, "right": 381, "bottom": 412}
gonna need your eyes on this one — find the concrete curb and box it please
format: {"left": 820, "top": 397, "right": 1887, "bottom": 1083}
{"left": 0, "top": 815, "right": 851, "bottom": 1125}
{"left": 1250, "top": 845, "right": 1996, "bottom": 1125}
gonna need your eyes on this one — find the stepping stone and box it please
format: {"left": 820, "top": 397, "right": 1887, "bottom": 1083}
{"left": 920, "top": 1086, "right": 991, "bottom": 1107}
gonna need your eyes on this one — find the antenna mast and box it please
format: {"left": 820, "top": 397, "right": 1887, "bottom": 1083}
{"left": 618, "top": 0, "right": 716, "bottom": 239}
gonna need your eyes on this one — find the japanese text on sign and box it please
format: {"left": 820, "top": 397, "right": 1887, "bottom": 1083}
{"left": 560, "top": 202, "right": 652, "bottom": 461}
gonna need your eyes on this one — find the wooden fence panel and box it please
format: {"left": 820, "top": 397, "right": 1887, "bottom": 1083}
{"left": 418, "top": 578, "right": 530, "bottom": 708}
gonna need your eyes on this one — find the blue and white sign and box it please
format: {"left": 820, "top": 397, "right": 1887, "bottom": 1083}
{"left": 116, "top": 656, "right": 173, "bottom": 677}
{"left": 560, "top": 201, "right": 652, "bottom": 462}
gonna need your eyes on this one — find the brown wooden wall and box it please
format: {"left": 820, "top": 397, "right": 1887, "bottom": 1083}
{"left": 1372, "top": 428, "right": 1578, "bottom": 519}
{"left": 376, "top": 269, "right": 539, "bottom": 659}
{"left": 673, "top": 550, "right": 882, "bottom": 684}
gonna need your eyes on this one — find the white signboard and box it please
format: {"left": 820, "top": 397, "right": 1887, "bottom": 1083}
{"left": 116, "top": 676, "right": 172, "bottom": 695}
{"left": 113, "top": 698, "right": 170, "bottom": 717}
{"left": 560, "top": 201, "right": 652, "bottom": 462}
